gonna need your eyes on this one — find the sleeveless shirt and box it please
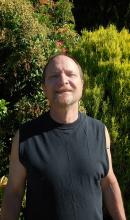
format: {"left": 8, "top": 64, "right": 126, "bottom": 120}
{"left": 19, "top": 111, "right": 109, "bottom": 220}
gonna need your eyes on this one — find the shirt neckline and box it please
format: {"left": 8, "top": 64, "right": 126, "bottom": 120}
{"left": 45, "top": 111, "right": 82, "bottom": 130}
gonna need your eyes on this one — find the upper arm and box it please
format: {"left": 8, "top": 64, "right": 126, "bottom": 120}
{"left": 6, "top": 130, "right": 27, "bottom": 195}
{"left": 101, "top": 126, "right": 117, "bottom": 190}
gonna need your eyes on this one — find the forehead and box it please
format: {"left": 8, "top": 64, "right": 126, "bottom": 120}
{"left": 46, "top": 55, "right": 80, "bottom": 72}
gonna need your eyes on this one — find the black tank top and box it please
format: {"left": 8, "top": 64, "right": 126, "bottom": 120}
{"left": 19, "top": 112, "right": 109, "bottom": 220}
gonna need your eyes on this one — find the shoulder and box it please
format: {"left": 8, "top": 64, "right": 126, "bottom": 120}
{"left": 82, "top": 113, "right": 105, "bottom": 131}
{"left": 20, "top": 113, "right": 46, "bottom": 129}
{"left": 81, "top": 113, "right": 104, "bottom": 125}
{"left": 19, "top": 112, "right": 49, "bottom": 142}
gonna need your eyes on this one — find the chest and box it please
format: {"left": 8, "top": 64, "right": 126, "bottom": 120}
{"left": 24, "top": 127, "right": 105, "bottom": 184}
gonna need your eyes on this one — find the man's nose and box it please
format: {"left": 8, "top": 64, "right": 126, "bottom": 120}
{"left": 58, "top": 73, "right": 68, "bottom": 85}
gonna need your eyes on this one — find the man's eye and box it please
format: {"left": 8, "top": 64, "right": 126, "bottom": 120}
{"left": 66, "top": 71, "right": 77, "bottom": 77}
{"left": 69, "top": 73, "right": 77, "bottom": 77}
{"left": 50, "top": 74, "right": 59, "bottom": 78}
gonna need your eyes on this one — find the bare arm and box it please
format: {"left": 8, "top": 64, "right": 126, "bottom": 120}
{"left": 1, "top": 130, "right": 27, "bottom": 220}
{"left": 101, "top": 127, "right": 126, "bottom": 220}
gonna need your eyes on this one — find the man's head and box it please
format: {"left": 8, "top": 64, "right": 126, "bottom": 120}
{"left": 42, "top": 54, "right": 84, "bottom": 83}
{"left": 42, "top": 54, "right": 84, "bottom": 108}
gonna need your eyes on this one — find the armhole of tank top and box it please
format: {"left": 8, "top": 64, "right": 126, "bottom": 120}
{"left": 81, "top": 113, "right": 88, "bottom": 136}
{"left": 103, "top": 124, "right": 109, "bottom": 177}
{"left": 18, "top": 127, "right": 27, "bottom": 168}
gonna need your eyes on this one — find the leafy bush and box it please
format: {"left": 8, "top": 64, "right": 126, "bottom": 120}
{"left": 34, "top": 0, "right": 79, "bottom": 56}
{"left": 71, "top": 25, "right": 130, "bottom": 218}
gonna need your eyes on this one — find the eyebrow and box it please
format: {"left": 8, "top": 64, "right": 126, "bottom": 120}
{"left": 47, "top": 71, "right": 60, "bottom": 75}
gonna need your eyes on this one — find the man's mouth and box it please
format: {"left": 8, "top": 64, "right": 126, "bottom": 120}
{"left": 56, "top": 89, "right": 72, "bottom": 94}
{"left": 56, "top": 88, "right": 72, "bottom": 93}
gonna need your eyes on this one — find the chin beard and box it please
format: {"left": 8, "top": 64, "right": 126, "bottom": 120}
{"left": 54, "top": 95, "right": 75, "bottom": 107}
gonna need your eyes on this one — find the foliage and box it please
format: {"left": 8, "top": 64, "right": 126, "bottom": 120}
{"left": 34, "top": 0, "right": 78, "bottom": 56}
{"left": 0, "top": 99, "right": 8, "bottom": 119}
{"left": 0, "top": 0, "right": 48, "bottom": 103}
{"left": 0, "top": 138, "right": 9, "bottom": 177}
{"left": 35, "top": 0, "right": 75, "bottom": 27}
{"left": 71, "top": 25, "right": 130, "bottom": 218}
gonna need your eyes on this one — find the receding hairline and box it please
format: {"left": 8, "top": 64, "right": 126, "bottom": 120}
{"left": 42, "top": 54, "right": 84, "bottom": 83}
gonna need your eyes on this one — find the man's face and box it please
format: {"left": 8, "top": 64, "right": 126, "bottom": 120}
{"left": 43, "top": 55, "right": 83, "bottom": 108}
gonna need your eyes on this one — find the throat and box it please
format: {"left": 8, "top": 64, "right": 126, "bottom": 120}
{"left": 50, "top": 107, "right": 79, "bottom": 124}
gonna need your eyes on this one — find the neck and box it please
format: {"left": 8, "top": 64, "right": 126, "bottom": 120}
{"left": 50, "top": 104, "right": 79, "bottom": 124}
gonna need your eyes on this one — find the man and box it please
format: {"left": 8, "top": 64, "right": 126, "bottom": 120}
{"left": 1, "top": 54, "right": 126, "bottom": 220}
